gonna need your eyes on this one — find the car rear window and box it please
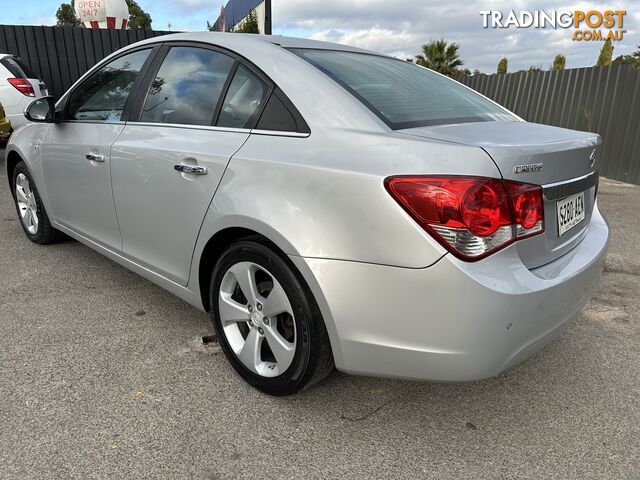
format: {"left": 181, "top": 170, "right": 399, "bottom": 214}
{"left": 292, "top": 49, "right": 514, "bottom": 130}
{"left": 1, "top": 57, "right": 36, "bottom": 79}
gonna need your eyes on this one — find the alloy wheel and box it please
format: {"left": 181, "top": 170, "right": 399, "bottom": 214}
{"left": 15, "top": 173, "right": 39, "bottom": 235}
{"left": 218, "top": 261, "right": 296, "bottom": 377}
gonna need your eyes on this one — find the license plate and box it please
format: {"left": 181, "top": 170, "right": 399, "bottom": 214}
{"left": 557, "top": 192, "right": 586, "bottom": 236}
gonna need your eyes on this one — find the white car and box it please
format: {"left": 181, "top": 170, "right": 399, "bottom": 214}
{"left": 0, "top": 54, "right": 48, "bottom": 133}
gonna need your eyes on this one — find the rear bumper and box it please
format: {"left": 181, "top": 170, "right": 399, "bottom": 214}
{"left": 293, "top": 206, "right": 609, "bottom": 381}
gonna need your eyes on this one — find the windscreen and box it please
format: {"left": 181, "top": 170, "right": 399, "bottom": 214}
{"left": 293, "top": 49, "right": 515, "bottom": 129}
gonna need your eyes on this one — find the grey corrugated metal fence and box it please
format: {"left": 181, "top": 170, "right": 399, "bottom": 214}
{"left": 459, "top": 64, "right": 640, "bottom": 185}
{"left": 0, "top": 25, "right": 172, "bottom": 99}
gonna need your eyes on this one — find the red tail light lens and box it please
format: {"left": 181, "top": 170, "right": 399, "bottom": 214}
{"left": 505, "top": 182, "right": 544, "bottom": 236}
{"left": 8, "top": 78, "right": 35, "bottom": 97}
{"left": 461, "top": 179, "right": 511, "bottom": 236}
{"left": 385, "top": 176, "right": 544, "bottom": 261}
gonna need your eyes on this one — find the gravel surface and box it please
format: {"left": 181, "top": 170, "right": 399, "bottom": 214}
{"left": 1, "top": 153, "right": 638, "bottom": 479}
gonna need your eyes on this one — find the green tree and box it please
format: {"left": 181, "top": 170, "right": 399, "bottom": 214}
{"left": 234, "top": 9, "right": 260, "bottom": 34}
{"left": 126, "top": 0, "right": 152, "bottom": 30}
{"left": 56, "top": 1, "right": 80, "bottom": 26}
{"left": 612, "top": 54, "right": 640, "bottom": 68}
{"left": 552, "top": 54, "right": 566, "bottom": 71}
{"left": 613, "top": 44, "right": 640, "bottom": 69}
{"left": 596, "top": 39, "right": 614, "bottom": 66}
{"left": 497, "top": 57, "right": 508, "bottom": 74}
{"left": 415, "top": 39, "right": 464, "bottom": 77}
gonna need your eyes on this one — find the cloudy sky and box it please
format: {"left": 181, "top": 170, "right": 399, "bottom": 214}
{"left": 4, "top": 0, "right": 639, "bottom": 72}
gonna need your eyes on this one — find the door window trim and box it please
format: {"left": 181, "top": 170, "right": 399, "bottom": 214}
{"left": 126, "top": 122, "right": 253, "bottom": 135}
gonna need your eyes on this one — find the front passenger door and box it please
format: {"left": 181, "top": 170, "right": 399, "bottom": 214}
{"left": 42, "top": 48, "right": 153, "bottom": 250}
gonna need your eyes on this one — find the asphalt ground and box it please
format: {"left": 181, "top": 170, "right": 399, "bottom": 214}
{"left": 1, "top": 151, "right": 638, "bottom": 479}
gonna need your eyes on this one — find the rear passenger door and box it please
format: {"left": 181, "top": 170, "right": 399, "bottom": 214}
{"left": 110, "top": 44, "right": 270, "bottom": 286}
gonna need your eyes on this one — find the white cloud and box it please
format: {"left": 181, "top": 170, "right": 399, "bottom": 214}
{"left": 272, "top": 0, "right": 640, "bottom": 72}
{"left": 154, "top": 0, "right": 216, "bottom": 13}
{"left": 310, "top": 28, "right": 419, "bottom": 59}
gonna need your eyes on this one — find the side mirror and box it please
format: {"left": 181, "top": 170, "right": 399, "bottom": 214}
{"left": 24, "top": 96, "right": 57, "bottom": 123}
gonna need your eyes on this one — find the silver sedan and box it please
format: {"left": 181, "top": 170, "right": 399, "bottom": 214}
{"left": 5, "top": 33, "right": 609, "bottom": 395}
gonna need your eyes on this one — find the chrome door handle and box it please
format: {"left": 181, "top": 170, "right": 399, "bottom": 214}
{"left": 174, "top": 164, "right": 207, "bottom": 175}
{"left": 86, "top": 153, "right": 106, "bottom": 163}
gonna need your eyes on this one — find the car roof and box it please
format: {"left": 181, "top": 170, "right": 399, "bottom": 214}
{"left": 134, "top": 31, "right": 376, "bottom": 55}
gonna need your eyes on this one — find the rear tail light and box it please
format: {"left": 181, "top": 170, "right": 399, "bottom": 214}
{"left": 7, "top": 78, "right": 35, "bottom": 97}
{"left": 385, "top": 176, "right": 544, "bottom": 261}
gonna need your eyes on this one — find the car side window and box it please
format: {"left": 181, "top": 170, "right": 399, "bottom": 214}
{"left": 255, "top": 88, "right": 310, "bottom": 134}
{"left": 66, "top": 49, "right": 151, "bottom": 122}
{"left": 216, "top": 65, "right": 268, "bottom": 129}
{"left": 140, "top": 47, "right": 234, "bottom": 126}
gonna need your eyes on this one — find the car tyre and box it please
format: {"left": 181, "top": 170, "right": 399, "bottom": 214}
{"left": 12, "top": 161, "right": 66, "bottom": 244}
{"left": 210, "top": 238, "right": 334, "bottom": 396}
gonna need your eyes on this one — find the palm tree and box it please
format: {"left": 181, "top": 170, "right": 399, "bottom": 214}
{"left": 415, "top": 39, "right": 464, "bottom": 77}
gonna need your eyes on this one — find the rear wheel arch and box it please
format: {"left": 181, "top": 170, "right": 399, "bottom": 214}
{"left": 197, "top": 223, "right": 342, "bottom": 367}
{"left": 198, "top": 227, "right": 304, "bottom": 311}
{"left": 198, "top": 227, "right": 259, "bottom": 312}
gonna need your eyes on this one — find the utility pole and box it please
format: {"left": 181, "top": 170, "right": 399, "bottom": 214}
{"left": 264, "top": 0, "right": 272, "bottom": 35}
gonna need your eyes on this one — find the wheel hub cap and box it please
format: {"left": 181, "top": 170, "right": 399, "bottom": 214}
{"left": 250, "top": 310, "right": 264, "bottom": 328}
